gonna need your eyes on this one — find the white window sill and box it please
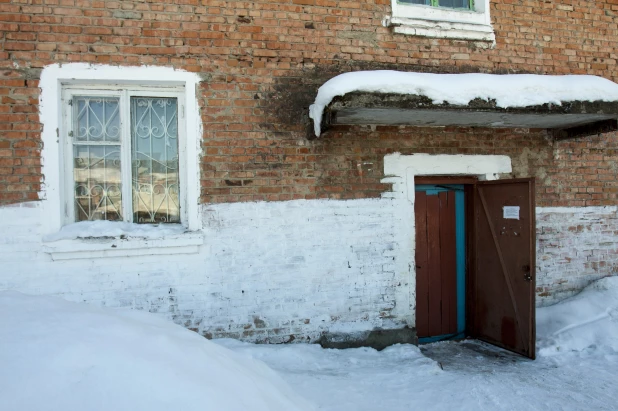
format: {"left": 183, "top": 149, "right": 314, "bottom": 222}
{"left": 384, "top": 15, "right": 495, "bottom": 43}
{"left": 42, "top": 222, "right": 204, "bottom": 260}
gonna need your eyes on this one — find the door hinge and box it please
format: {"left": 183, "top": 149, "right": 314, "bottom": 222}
{"left": 68, "top": 100, "right": 72, "bottom": 106}
{"left": 181, "top": 105, "right": 185, "bottom": 119}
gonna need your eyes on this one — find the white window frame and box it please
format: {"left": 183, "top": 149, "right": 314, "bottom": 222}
{"left": 39, "top": 64, "right": 202, "bottom": 239}
{"left": 62, "top": 86, "right": 187, "bottom": 226}
{"left": 384, "top": 0, "right": 495, "bottom": 43}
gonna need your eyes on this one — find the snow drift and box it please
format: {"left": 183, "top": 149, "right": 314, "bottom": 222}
{"left": 309, "top": 70, "right": 618, "bottom": 136}
{"left": 537, "top": 276, "right": 618, "bottom": 356}
{"left": 2, "top": 276, "right": 617, "bottom": 411}
{"left": 0, "top": 292, "right": 315, "bottom": 411}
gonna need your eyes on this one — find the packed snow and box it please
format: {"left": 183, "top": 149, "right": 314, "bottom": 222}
{"left": 2, "top": 277, "right": 617, "bottom": 410}
{"left": 309, "top": 70, "right": 618, "bottom": 136}
{"left": 0, "top": 292, "right": 314, "bottom": 411}
{"left": 222, "top": 277, "right": 618, "bottom": 410}
{"left": 537, "top": 276, "right": 618, "bottom": 356}
{"left": 43, "top": 220, "right": 188, "bottom": 241}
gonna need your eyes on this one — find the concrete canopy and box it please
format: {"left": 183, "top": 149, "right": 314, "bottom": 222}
{"left": 320, "top": 92, "right": 618, "bottom": 140}
{"left": 308, "top": 71, "right": 618, "bottom": 140}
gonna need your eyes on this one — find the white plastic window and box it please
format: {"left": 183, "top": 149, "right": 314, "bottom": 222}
{"left": 62, "top": 86, "right": 186, "bottom": 225}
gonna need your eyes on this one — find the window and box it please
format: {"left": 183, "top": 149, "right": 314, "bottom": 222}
{"left": 40, "top": 64, "right": 202, "bottom": 238}
{"left": 400, "top": 0, "right": 471, "bottom": 9}
{"left": 384, "top": 0, "right": 495, "bottom": 43}
{"left": 63, "top": 87, "right": 184, "bottom": 224}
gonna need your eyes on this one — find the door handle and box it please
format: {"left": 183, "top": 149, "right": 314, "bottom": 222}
{"left": 522, "top": 264, "right": 531, "bottom": 282}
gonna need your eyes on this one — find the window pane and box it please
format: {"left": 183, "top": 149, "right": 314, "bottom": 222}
{"left": 438, "top": 0, "right": 470, "bottom": 8}
{"left": 398, "top": 0, "right": 470, "bottom": 7}
{"left": 74, "top": 145, "right": 122, "bottom": 222}
{"left": 131, "top": 97, "right": 180, "bottom": 224}
{"left": 74, "top": 96, "right": 121, "bottom": 142}
{"left": 399, "top": 0, "right": 431, "bottom": 4}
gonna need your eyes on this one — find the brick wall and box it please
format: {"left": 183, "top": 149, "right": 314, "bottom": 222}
{"left": 0, "top": 73, "right": 41, "bottom": 203}
{"left": 2, "top": 0, "right": 618, "bottom": 206}
{"left": 1, "top": 1, "right": 618, "bottom": 320}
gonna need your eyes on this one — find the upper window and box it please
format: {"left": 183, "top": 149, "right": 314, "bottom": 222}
{"left": 400, "top": 0, "right": 471, "bottom": 10}
{"left": 385, "top": 0, "right": 495, "bottom": 43}
{"left": 62, "top": 86, "right": 183, "bottom": 224}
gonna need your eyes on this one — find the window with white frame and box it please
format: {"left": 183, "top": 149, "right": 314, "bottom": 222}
{"left": 384, "top": 0, "right": 495, "bottom": 43}
{"left": 62, "top": 86, "right": 186, "bottom": 224}
{"left": 400, "top": 0, "right": 472, "bottom": 10}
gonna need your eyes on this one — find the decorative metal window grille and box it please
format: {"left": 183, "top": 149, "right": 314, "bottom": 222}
{"left": 399, "top": 0, "right": 472, "bottom": 9}
{"left": 68, "top": 91, "right": 181, "bottom": 224}
{"left": 131, "top": 97, "right": 180, "bottom": 224}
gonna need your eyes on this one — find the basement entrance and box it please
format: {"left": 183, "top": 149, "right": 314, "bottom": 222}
{"left": 414, "top": 177, "right": 536, "bottom": 359}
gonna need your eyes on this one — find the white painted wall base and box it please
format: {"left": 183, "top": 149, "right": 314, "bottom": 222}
{"left": 0, "top": 199, "right": 409, "bottom": 343}
{"left": 536, "top": 206, "right": 618, "bottom": 306}
{"left": 1, "top": 197, "right": 614, "bottom": 341}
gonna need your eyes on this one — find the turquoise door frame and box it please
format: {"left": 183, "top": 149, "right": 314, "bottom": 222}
{"left": 416, "top": 184, "right": 466, "bottom": 343}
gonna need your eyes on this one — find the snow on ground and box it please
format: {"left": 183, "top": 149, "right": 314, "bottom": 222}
{"left": 219, "top": 277, "right": 618, "bottom": 410}
{"left": 537, "top": 276, "right": 618, "bottom": 356}
{"left": 309, "top": 70, "right": 618, "bottom": 136}
{"left": 0, "top": 292, "right": 314, "bottom": 411}
{"left": 2, "top": 277, "right": 617, "bottom": 411}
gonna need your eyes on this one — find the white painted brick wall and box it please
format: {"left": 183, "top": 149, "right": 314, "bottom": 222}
{"left": 1, "top": 200, "right": 614, "bottom": 340}
{"left": 0, "top": 199, "right": 410, "bottom": 343}
{"left": 536, "top": 206, "right": 618, "bottom": 306}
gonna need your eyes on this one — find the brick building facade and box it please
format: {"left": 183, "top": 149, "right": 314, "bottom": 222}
{"left": 1, "top": 0, "right": 618, "bottom": 347}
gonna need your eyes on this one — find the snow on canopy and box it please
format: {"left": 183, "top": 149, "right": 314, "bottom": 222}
{"left": 0, "top": 292, "right": 315, "bottom": 411}
{"left": 309, "top": 70, "right": 618, "bottom": 137}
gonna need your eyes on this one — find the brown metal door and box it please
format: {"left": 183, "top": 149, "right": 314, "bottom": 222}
{"left": 471, "top": 178, "right": 536, "bottom": 359}
{"left": 415, "top": 190, "right": 458, "bottom": 338}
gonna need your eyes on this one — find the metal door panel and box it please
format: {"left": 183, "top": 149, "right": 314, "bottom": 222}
{"left": 472, "top": 178, "right": 536, "bottom": 359}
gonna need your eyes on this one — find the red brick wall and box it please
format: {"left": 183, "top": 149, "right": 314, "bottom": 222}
{"left": 1, "top": 0, "right": 618, "bottom": 206}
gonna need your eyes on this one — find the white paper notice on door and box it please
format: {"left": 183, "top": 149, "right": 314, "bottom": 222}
{"left": 503, "top": 206, "right": 520, "bottom": 220}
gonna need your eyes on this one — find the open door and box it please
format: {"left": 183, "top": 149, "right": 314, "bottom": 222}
{"left": 471, "top": 178, "right": 536, "bottom": 359}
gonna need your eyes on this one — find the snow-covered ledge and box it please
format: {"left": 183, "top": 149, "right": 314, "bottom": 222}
{"left": 308, "top": 71, "right": 618, "bottom": 137}
{"left": 42, "top": 221, "right": 204, "bottom": 261}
